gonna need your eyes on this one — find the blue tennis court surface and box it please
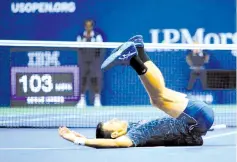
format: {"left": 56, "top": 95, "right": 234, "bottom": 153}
{"left": 0, "top": 128, "right": 236, "bottom": 162}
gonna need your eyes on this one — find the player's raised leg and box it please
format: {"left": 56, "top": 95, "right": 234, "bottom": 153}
{"left": 128, "top": 35, "right": 166, "bottom": 92}
{"left": 101, "top": 36, "right": 187, "bottom": 118}
{"left": 128, "top": 35, "right": 189, "bottom": 117}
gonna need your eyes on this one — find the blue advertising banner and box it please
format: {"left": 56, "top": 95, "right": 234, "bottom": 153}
{"left": 0, "top": 0, "right": 236, "bottom": 106}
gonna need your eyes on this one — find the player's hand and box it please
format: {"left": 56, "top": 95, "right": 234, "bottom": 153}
{"left": 71, "top": 131, "right": 86, "bottom": 139}
{"left": 58, "top": 127, "right": 76, "bottom": 141}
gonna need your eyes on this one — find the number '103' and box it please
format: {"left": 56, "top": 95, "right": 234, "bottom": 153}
{"left": 19, "top": 74, "right": 54, "bottom": 93}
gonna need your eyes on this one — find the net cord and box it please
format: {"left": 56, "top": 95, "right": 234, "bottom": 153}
{"left": 0, "top": 40, "right": 236, "bottom": 50}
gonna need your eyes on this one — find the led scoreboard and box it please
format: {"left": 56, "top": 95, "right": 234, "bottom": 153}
{"left": 11, "top": 66, "right": 79, "bottom": 105}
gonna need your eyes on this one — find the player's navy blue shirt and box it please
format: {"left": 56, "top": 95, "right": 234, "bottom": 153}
{"left": 126, "top": 115, "right": 203, "bottom": 146}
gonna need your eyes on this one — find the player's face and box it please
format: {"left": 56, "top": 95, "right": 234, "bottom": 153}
{"left": 85, "top": 21, "right": 93, "bottom": 32}
{"left": 103, "top": 119, "right": 128, "bottom": 133}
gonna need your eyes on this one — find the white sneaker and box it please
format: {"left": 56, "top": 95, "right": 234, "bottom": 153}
{"left": 77, "top": 94, "right": 87, "bottom": 108}
{"left": 94, "top": 94, "right": 102, "bottom": 107}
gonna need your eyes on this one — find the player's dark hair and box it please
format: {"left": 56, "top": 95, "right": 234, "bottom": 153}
{"left": 96, "top": 122, "right": 112, "bottom": 139}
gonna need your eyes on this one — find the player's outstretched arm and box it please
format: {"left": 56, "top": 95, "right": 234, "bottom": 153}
{"left": 58, "top": 127, "right": 133, "bottom": 148}
{"left": 84, "top": 136, "right": 133, "bottom": 148}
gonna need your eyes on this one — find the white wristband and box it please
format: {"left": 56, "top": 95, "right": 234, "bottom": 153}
{"left": 74, "top": 137, "right": 86, "bottom": 145}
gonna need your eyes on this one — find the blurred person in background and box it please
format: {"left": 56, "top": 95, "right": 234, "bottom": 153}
{"left": 76, "top": 19, "right": 104, "bottom": 108}
{"left": 186, "top": 45, "right": 210, "bottom": 90}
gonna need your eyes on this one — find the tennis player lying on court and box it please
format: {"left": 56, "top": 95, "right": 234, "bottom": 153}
{"left": 59, "top": 35, "right": 214, "bottom": 148}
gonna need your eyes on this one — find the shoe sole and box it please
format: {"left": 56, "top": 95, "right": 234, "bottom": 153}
{"left": 101, "top": 42, "right": 134, "bottom": 70}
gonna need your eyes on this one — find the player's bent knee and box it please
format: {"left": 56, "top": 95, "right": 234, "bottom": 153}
{"left": 150, "top": 97, "right": 164, "bottom": 109}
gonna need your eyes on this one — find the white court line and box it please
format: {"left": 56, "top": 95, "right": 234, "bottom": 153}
{"left": 0, "top": 146, "right": 236, "bottom": 151}
{"left": 0, "top": 131, "right": 236, "bottom": 151}
{"left": 203, "top": 131, "right": 237, "bottom": 140}
{"left": 0, "top": 147, "right": 80, "bottom": 150}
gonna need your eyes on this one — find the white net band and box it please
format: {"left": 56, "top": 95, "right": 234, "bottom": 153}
{"left": 0, "top": 40, "right": 237, "bottom": 50}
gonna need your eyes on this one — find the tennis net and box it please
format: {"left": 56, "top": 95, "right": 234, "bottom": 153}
{"left": 0, "top": 41, "right": 236, "bottom": 128}
{"left": 0, "top": 105, "right": 236, "bottom": 128}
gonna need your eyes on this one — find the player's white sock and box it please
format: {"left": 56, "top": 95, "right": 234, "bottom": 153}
{"left": 94, "top": 94, "right": 102, "bottom": 107}
{"left": 77, "top": 94, "right": 87, "bottom": 108}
